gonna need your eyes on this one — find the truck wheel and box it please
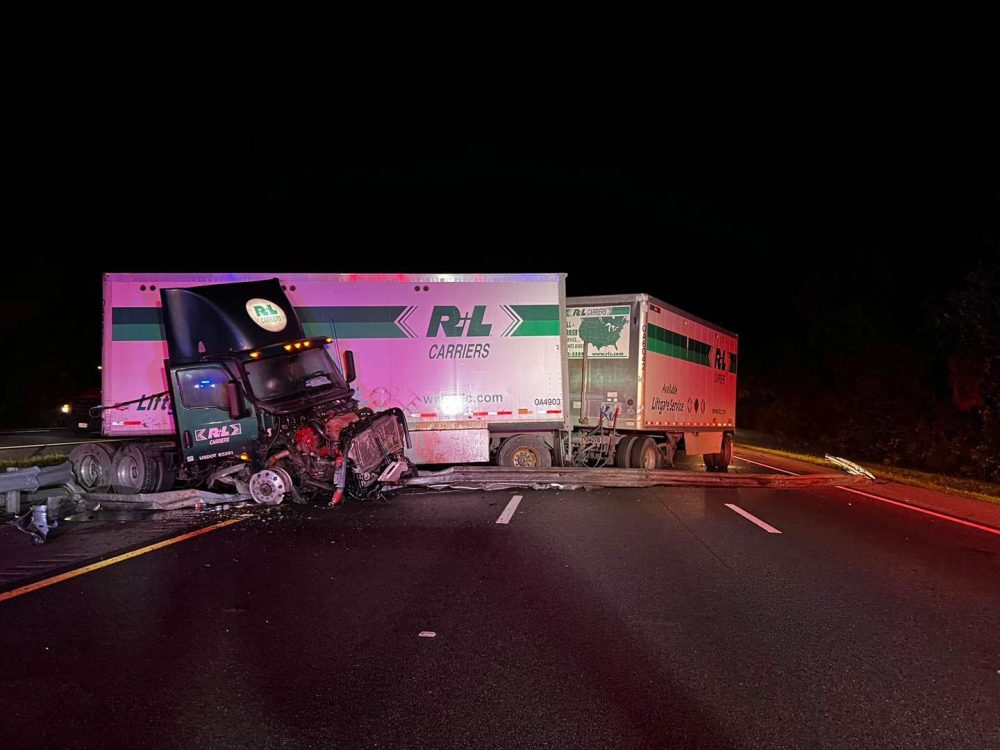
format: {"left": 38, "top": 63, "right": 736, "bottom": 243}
{"left": 111, "top": 443, "right": 163, "bottom": 494}
{"left": 497, "top": 435, "right": 552, "bottom": 468}
{"left": 614, "top": 436, "right": 636, "bottom": 468}
{"left": 69, "top": 443, "right": 117, "bottom": 493}
{"left": 716, "top": 432, "right": 734, "bottom": 471}
{"left": 630, "top": 437, "right": 663, "bottom": 470}
{"left": 704, "top": 452, "right": 718, "bottom": 472}
{"left": 154, "top": 456, "right": 177, "bottom": 492}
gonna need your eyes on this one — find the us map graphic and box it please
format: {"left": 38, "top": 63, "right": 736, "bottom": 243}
{"left": 566, "top": 306, "right": 630, "bottom": 359}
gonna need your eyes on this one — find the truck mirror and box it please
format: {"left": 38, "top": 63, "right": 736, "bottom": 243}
{"left": 343, "top": 350, "right": 356, "bottom": 384}
{"left": 226, "top": 381, "right": 248, "bottom": 420}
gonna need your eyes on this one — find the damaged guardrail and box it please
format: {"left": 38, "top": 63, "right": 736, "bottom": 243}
{"left": 8, "top": 489, "right": 250, "bottom": 545}
{"left": 2, "top": 463, "right": 75, "bottom": 514}
{"left": 401, "top": 466, "right": 875, "bottom": 492}
{"left": 5, "top": 457, "right": 876, "bottom": 544}
{"left": 824, "top": 455, "right": 877, "bottom": 480}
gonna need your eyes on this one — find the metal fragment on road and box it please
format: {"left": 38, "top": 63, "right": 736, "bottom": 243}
{"left": 825, "top": 455, "right": 876, "bottom": 480}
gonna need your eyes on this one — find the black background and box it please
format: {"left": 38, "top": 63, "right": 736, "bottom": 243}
{"left": 4, "top": 103, "right": 998, "bottom": 434}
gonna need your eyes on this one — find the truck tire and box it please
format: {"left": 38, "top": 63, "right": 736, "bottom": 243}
{"left": 704, "top": 433, "right": 733, "bottom": 472}
{"left": 497, "top": 435, "right": 552, "bottom": 468}
{"left": 630, "top": 436, "right": 663, "bottom": 470}
{"left": 716, "top": 432, "right": 734, "bottom": 471}
{"left": 69, "top": 443, "right": 117, "bottom": 493}
{"left": 111, "top": 443, "right": 163, "bottom": 494}
{"left": 614, "top": 436, "right": 636, "bottom": 468}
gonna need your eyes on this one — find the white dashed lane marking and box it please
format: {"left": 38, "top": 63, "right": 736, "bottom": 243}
{"left": 496, "top": 495, "right": 523, "bottom": 525}
{"left": 725, "top": 503, "right": 783, "bottom": 534}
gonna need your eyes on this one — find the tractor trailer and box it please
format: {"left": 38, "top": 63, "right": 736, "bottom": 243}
{"left": 71, "top": 273, "right": 736, "bottom": 502}
{"left": 71, "top": 277, "right": 413, "bottom": 505}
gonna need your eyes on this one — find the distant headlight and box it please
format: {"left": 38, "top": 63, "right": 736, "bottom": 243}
{"left": 60, "top": 404, "right": 71, "bottom": 414}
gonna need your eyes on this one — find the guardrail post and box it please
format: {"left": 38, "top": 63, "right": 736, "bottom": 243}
{"left": 5, "top": 468, "right": 21, "bottom": 514}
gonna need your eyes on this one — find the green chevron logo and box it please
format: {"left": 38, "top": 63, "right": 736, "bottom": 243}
{"left": 500, "top": 304, "right": 560, "bottom": 337}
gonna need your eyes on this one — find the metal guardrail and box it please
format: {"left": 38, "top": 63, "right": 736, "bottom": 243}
{"left": 3, "top": 463, "right": 76, "bottom": 514}
{"left": 0, "top": 439, "right": 126, "bottom": 453}
{"left": 402, "top": 466, "right": 873, "bottom": 491}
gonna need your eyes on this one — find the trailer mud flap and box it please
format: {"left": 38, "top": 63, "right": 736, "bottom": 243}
{"left": 683, "top": 431, "right": 723, "bottom": 455}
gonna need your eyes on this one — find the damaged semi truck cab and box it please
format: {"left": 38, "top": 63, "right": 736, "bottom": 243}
{"left": 71, "top": 279, "right": 412, "bottom": 504}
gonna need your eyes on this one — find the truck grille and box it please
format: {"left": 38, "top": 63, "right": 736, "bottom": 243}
{"left": 348, "top": 413, "right": 407, "bottom": 473}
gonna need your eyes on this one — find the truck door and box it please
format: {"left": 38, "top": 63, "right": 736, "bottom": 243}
{"left": 169, "top": 364, "right": 259, "bottom": 465}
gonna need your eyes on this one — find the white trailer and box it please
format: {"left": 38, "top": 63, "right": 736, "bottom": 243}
{"left": 102, "top": 273, "right": 569, "bottom": 467}
{"left": 101, "top": 274, "right": 736, "bottom": 473}
{"left": 567, "top": 294, "right": 738, "bottom": 470}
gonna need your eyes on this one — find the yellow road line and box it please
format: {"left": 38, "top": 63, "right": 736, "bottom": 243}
{"left": 0, "top": 517, "right": 247, "bottom": 603}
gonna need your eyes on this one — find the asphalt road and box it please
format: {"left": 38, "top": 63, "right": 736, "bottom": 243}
{"left": 1, "top": 458, "right": 998, "bottom": 749}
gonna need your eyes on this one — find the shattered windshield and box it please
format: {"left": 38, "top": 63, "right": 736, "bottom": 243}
{"left": 244, "top": 347, "right": 348, "bottom": 402}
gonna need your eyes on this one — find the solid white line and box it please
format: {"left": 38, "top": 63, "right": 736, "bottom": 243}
{"left": 735, "top": 454, "right": 1000, "bottom": 538}
{"left": 496, "top": 495, "right": 523, "bottom": 524}
{"left": 835, "top": 485, "right": 1000, "bottom": 537}
{"left": 733, "top": 456, "right": 1000, "bottom": 536}
{"left": 725, "top": 503, "right": 783, "bottom": 534}
{"left": 733, "top": 454, "right": 800, "bottom": 475}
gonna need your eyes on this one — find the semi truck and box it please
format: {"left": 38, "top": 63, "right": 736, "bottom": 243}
{"left": 70, "top": 277, "right": 413, "bottom": 505}
{"left": 71, "top": 273, "right": 737, "bottom": 503}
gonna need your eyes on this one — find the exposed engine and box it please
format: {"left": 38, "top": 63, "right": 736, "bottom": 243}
{"left": 259, "top": 406, "right": 412, "bottom": 505}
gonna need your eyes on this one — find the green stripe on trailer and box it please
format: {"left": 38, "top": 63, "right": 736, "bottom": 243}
{"left": 509, "top": 304, "right": 560, "bottom": 336}
{"left": 647, "top": 323, "right": 712, "bottom": 366}
{"left": 112, "top": 305, "right": 411, "bottom": 341}
{"left": 112, "top": 303, "right": 564, "bottom": 342}
{"left": 112, "top": 308, "right": 165, "bottom": 341}
{"left": 112, "top": 323, "right": 166, "bottom": 341}
{"left": 298, "top": 306, "right": 409, "bottom": 339}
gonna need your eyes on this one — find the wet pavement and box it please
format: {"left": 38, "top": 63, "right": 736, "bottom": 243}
{"left": 1, "top": 455, "right": 998, "bottom": 749}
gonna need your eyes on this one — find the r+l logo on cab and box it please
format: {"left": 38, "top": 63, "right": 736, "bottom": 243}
{"left": 245, "top": 298, "right": 288, "bottom": 333}
{"left": 427, "top": 306, "right": 492, "bottom": 337}
{"left": 195, "top": 424, "right": 243, "bottom": 442}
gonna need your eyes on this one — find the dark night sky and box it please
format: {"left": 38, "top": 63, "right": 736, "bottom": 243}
{"left": 3, "top": 113, "right": 997, "bottom": 425}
